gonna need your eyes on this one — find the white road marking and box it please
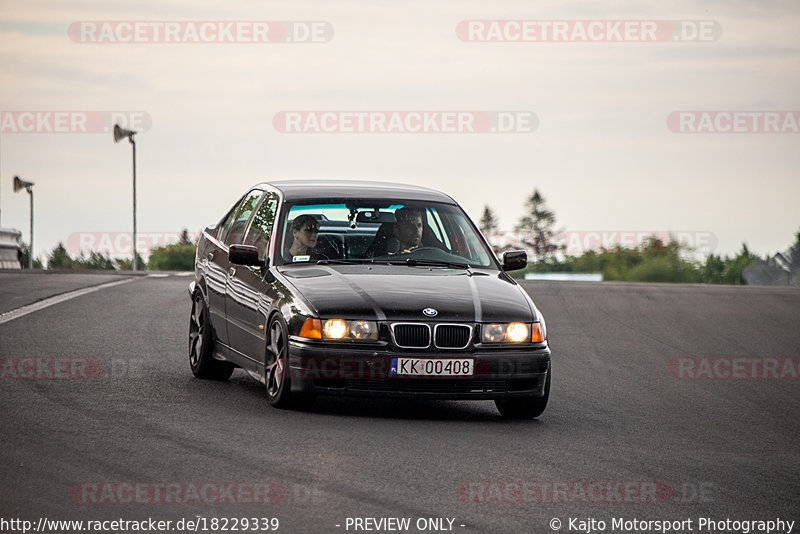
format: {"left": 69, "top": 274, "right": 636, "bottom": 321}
{"left": 0, "top": 278, "right": 137, "bottom": 326}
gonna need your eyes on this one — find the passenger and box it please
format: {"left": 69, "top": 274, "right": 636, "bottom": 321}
{"left": 391, "top": 207, "right": 424, "bottom": 254}
{"left": 288, "top": 215, "right": 320, "bottom": 258}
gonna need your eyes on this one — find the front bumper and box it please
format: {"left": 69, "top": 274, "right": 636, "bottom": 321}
{"left": 286, "top": 340, "right": 551, "bottom": 400}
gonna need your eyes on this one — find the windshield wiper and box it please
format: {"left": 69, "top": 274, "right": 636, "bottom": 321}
{"left": 393, "top": 258, "right": 472, "bottom": 269}
{"left": 316, "top": 258, "right": 376, "bottom": 265}
{"left": 317, "top": 258, "right": 473, "bottom": 271}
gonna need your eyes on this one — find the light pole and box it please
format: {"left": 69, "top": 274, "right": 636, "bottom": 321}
{"left": 13, "top": 175, "right": 34, "bottom": 269}
{"left": 113, "top": 124, "right": 138, "bottom": 271}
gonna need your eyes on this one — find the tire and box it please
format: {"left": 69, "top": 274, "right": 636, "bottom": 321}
{"left": 264, "top": 316, "right": 294, "bottom": 408}
{"left": 495, "top": 370, "right": 550, "bottom": 419}
{"left": 264, "top": 315, "right": 315, "bottom": 410}
{"left": 189, "top": 292, "right": 234, "bottom": 380}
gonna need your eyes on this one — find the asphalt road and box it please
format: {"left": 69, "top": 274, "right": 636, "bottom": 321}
{"left": 0, "top": 272, "right": 798, "bottom": 534}
{"left": 0, "top": 272, "right": 139, "bottom": 315}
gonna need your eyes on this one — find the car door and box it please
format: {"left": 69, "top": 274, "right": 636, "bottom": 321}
{"left": 203, "top": 203, "right": 241, "bottom": 347}
{"left": 225, "top": 191, "right": 280, "bottom": 370}
{"left": 210, "top": 189, "right": 264, "bottom": 347}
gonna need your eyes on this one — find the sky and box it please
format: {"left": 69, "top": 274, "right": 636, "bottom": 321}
{"left": 0, "top": 0, "right": 798, "bottom": 264}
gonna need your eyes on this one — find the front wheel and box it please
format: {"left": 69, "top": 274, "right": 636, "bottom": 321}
{"left": 265, "top": 317, "right": 291, "bottom": 407}
{"left": 495, "top": 371, "right": 550, "bottom": 419}
{"left": 264, "top": 316, "right": 315, "bottom": 410}
{"left": 189, "top": 292, "right": 234, "bottom": 380}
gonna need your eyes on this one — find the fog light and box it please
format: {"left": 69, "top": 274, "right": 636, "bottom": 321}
{"left": 323, "top": 319, "right": 348, "bottom": 339}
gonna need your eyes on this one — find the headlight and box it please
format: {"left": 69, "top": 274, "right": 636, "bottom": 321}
{"left": 481, "top": 322, "right": 545, "bottom": 343}
{"left": 506, "top": 323, "right": 529, "bottom": 342}
{"left": 323, "top": 319, "right": 348, "bottom": 339}
{"left": 297, "top": 318, "right": 378, "bottom": 341}
{"left": 350, "top": 320, "right": 378, "bottom": 340}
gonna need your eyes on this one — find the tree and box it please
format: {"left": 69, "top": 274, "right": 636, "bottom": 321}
{"left": 18, "top": 242, "right": 43, "bottom": 269}
{"left": 790, "top": 228, "right": 800, "bottom": 269}
{"left": 479, "top": 206, "right": 498, "bottom": 235}
{"left": 515, "top": 189, "right": 562, "bottom": 263}
{"left": 47, "top": 242, "right": 74, "bottom": 269}
{"left": 116, "top": 252, "right": 147, "bottom": 271}
{"left": 701, "top": 254, "right": 726, "bottom": 284}
{"left": 73, "top": 251, "right": 116, "bottom": 270}
{"left": 626, "top": 237, "right": 699, "bottom": 283}
{"left": 148, "top": 243, "right": 196, "bottom": 271}
{"left": 179, "top": 228, "right": 194, "bottom": 246}
{"left": 721, "top": 243, "right": 760, "bottom": 284}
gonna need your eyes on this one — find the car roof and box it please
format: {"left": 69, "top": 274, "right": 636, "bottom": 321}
{"left": 259, "top": 180, "right": 457, "bottom": 203}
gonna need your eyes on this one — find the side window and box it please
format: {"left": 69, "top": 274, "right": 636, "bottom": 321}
{"left": 243, "top": 192, "right": 279, "bottom": 258}
{"left": 220, "top": 190, "right": 263, "bottom": 246}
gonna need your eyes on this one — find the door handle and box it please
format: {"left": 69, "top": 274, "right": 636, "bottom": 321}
{"left": 228, "top": 267, "right": 236, "bottom": 277}
{"left": 207, "top": 252, "right": 214, "bottom": 261}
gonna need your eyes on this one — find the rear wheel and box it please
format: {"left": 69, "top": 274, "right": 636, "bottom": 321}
{"left": 189, "top": 292, "right": 234, "bottom": 380}
{"left": 495, "top": 371, "right": 550, "bottom": 419}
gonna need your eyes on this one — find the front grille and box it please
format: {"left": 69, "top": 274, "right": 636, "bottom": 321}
{"left": 346, "top": 378, "right": 508, "bottom": 394}
{"left": 434, "top": 324, "right": 472, "bottom": 349}
{"left": 392, "top": 324, "right": 430, "bottom": 348}
{"left": 391, "top": 323, "right": 474, "bottom": 350}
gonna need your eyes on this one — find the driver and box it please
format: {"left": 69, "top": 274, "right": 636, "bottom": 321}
{"left": 289, "top": 214, "right": 320, "bottom": 258}
{"left": 391, "top": 207, "right": 423, "bottom": 254}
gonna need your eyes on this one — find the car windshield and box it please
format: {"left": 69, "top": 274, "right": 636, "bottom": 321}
{"left": 277, "top": 200, "right": 496, "bottom": 268}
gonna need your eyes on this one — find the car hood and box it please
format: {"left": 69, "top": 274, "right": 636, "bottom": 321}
{"left": 277, "top": 264, "right": 536, "bottom": 323}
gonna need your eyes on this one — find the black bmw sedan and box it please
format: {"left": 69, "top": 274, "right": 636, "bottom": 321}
{"left": 189, "top": 180, "right": 551, "bottom": 418}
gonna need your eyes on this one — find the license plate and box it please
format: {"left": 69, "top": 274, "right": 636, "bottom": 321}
{"left": 390, "top": 358, "right": 474, "bottom": 376}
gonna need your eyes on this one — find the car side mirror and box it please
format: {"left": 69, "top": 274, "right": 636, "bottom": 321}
{"left": 502, "top": 250, "right": 528, "bottom": 271}
{"left": 229, "top": 244, "right": 265, "bottom": 267}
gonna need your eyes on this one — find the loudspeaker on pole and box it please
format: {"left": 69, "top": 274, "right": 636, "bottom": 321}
{"left": 113, "top": 124, "right": 137, "bottom": 143}
{"left": 13, "top": 175, "right": 34, "bottom": 192}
